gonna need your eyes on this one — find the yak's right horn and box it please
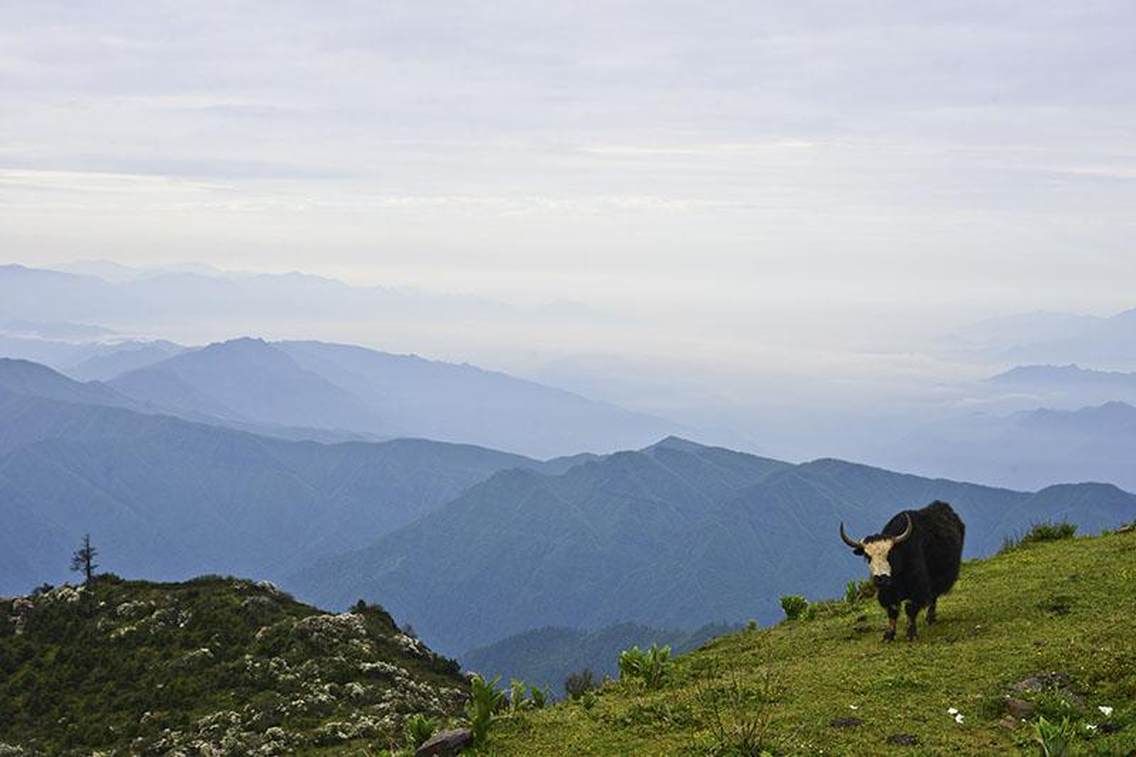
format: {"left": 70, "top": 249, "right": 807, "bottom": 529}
{"left": 839, "top": 522, "right": 863, "bottom": 549}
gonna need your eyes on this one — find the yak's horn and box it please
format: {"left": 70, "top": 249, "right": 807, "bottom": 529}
{"left": 892, "top": 513, "right": 914, "bottom": 545}
{"left": 839, "top": 522, "right": 862, "bottom": 549}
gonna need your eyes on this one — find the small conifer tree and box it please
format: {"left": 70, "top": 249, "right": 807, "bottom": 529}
{"left": 70, "top": 533, "right": 99, "bottom": 584}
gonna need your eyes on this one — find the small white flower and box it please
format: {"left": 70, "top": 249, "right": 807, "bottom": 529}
{"left": 1098, "top": 705, "right": 1113, "bottom": 717}
{"left": 849, "top": 704, "right": 859, "bottom": 710}
{"left": 947, "top": 707, "right": 959, "bottom": 715}
{"left": 955, "top": 713, "right": 965, "bottom": 724}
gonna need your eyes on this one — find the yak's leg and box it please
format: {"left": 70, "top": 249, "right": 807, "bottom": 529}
{"left": 905, "top": 600, "right": 923, "bottom": 641}
{"left": 926, "top": 597, "right": 938, "bottom": 625}
{"left": 883, "top": 604, "right": 899, "bottom": 642}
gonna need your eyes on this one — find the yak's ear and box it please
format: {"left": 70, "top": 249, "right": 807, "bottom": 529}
{"left": 852, "top": 546, "right": 865, "bottom": 556}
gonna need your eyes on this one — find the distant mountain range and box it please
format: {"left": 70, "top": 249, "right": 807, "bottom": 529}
{"left": 944, "top": 308, "right": 1136, "bottom": 370}
{"left": 879, "top": 399, "right": 1136, "bottom": 493}
{"left": 99, "top": 337, "right": 677, "bottom": 457}
{"left": 989, "top": 364, "right": 1136, "bottom": 406}
{"left": 2, "top": 353, "right": 1135, "bottom": 668}
{"left": 0, "top": 358, "right": 558, "bottom": 595}
{"left": 288, "top": 437, "right": 1136, "bottom": 655}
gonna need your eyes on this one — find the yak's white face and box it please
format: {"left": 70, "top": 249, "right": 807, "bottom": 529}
{"left": 862, "top": 540, "right": 895, "bottom": 578}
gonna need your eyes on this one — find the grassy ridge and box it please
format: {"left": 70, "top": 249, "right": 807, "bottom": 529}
{"left": 0, "top": 575, "right": 467, "bottom": 754}
{"left": 488, "top": 531, "right": 1136, "bottom": 755}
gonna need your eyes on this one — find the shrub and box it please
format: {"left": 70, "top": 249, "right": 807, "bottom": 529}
{"left": 1033, "top": 715, "right": 1075, "bottom": 757}
{"left": 746, "top": 619, "right": 758, "bottom": 632}
{"left": 619, "top": 644, "right": 671, "bottom": 690}
{"left": 564, "top": 668, "right": 597, "bottom": 700}
{"left": 465, "top": 674, "right": 505, "bottom": 745}
{"left": 779, "top": 595, "right": 808, "bottom": 621}
{"left": 1024, "top": 522, "right": 1077, "bottom": 543}
{"left": 402, "top": 713, "right": 437, "bottom": 748}
{"left": 1003, "top": 521, "right": 1077, "bottom": 553}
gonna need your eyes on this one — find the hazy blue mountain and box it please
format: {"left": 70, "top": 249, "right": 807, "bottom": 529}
{"left": 0, "top": 358, "right": 136, "bottom": 411}
{"left": 109, "top": 338, "right": 385, "bottom": 433}
{"left": 64, "top": 340, "right": 186, "bottom": 381}
{"left": 988, "top": 364, "right": 1136, "bottom": 407}
{"left": 0, "top": 370, "right": 541, "bottom": 596}
{"left": 879, "top": 401, "right": 1136, "bottom": 493}
{"left": 939, "top": 308, "right": 1136, "bottom": 370}
{"left": 102, "top": 337, "right": 677, "bottom": 457}
{"left": 462, "top": 621, "right": 738, "bottom": 696}
{"left": 276, "top": 340, "right": 678, "bottom": 457}
{"left": 0, "top": 319, "right": 115, "bottom": 341}
{"left": 289, "top": 438, "right": 1136, "bottom": 654}
{"left": 0, "top": 263, "right": 607, "bottom": 349}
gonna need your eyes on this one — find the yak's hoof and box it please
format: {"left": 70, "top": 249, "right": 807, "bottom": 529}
{"left": 882, "top": 630, "right": 896, "bottom": 642}
{"left": 906, "top": 629, "right": 917, "bottom": 641}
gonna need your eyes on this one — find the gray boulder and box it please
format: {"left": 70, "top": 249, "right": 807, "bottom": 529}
{"left": 415, "top": 728, "right": 473, "bottom": 757}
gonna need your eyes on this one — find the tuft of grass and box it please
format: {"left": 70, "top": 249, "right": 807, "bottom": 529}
{"left": 487, "top": 531, "right": 1136, "bottom": 755}
{"left": 844, "top": 579, "right": 875, "bottom": 604}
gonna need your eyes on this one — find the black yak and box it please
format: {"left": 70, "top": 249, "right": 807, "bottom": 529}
{"left": 840, "top": 501, "right": 965, "bottom": 641}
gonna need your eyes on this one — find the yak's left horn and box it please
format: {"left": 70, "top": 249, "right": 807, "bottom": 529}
{"left": 839, "top": 522, "right": 862, "bottom": 549}
{"left": 892, "top": 513, "right": 914, "bottom": 545}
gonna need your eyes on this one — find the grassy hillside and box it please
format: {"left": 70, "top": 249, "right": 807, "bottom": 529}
{"left": 487, "top": 530, "right": 1136, "bottom": 755}
{"left": 0, "top": 575, "right": 466, "bottom": 754}
{"left": 462, "top": 622, "right": 738, "bottom": 698}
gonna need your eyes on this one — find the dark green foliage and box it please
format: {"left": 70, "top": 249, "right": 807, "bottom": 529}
{"left": 465, "top": 673, "right": 505, "bottom": 745}
{"left": 564, "top": 669, "right": 596, "bottom": 700}
{"left": 0, "top": 576, "right": 467, "bottom": 754}
{"left": 779, "top": 595, "right": 808, "bottom": 621}
{"left": 1002, "top": 521, "right": 1078, "bottom": 553}
{"left": 844, "top": 579, "right": 875, "bottom": 604}
{"left": 1025, "top": 521, "right": 1078, "bottom": 543}
{"left": 403, "top": 713, "right": 438, "bottom": 748}
{"left": 1033, "top": 715, "right": 1076, "bottom": 756}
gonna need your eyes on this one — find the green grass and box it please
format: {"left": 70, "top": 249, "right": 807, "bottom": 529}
{"left": 487, "top": 532, "right": 1136, "bottom": 755}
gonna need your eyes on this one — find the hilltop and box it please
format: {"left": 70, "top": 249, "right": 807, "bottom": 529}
{"left": 486, "top": 529, "right": 1136, "bottom": 755}
{"left": 0, "top": 575, "right": 466, "bottom": 754}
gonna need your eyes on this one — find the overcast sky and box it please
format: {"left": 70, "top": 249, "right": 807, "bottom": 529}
{"left": 2, "top": 1, "right": 1135, "bottom": 373}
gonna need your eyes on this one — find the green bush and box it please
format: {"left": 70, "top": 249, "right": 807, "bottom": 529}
{"left": 564, "top": 668, "right": 596, "bottom": 700}
{"left": 619, "top": 644, "right": 672, "bottom": 690}
{"left": 1003, "top": 521, "right": 1078, "bottom": 553}
{"left": 402, "top": 713, "right": 437, "bottom": 748}
{"left": 1025, "top": 522, "right": 1077, "bottom": 543}
{"left": 779, "top": 595, "right": 808, "bottom": 621}
{"left": 465, "top": 674, "right": 505, "bottom": 745}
